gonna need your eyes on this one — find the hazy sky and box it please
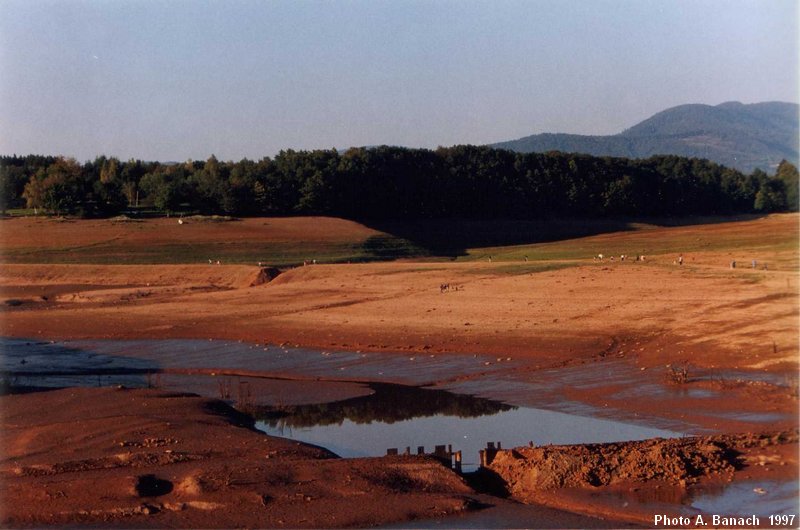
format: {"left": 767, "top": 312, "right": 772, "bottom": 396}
{"left": 1, "top": 0, "right": 797, "bottom": 162}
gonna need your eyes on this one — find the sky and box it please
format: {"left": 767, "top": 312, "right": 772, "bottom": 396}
{"left": 0, "top": 0, "right": 797, "bottom": 162}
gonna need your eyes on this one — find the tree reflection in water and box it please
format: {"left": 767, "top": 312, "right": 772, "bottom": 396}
{"left": 254, "top": 382, "right": 514, "bottom": 428}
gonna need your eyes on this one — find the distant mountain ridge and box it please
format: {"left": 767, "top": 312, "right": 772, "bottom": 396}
{"left": 491, "top": 101, "right": 799, "bottom": 173}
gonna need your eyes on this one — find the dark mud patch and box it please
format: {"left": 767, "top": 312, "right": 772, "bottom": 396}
{"left": 134, "top": 474, "right": 174, "bottom": 497}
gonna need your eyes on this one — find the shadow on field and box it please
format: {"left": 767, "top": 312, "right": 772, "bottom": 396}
{"left": 360, "top": 218, "right": 634, "bottom": 259}
{"left": 360, "top": 214, "right": 769, "bottom": 259}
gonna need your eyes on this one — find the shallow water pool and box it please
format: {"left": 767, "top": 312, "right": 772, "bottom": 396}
{"left": 258, "top": 408, "right": 681, "bottom": 472}
{"left": 2, "top": 336, "right": 795, "bottom": 520}
{"left": 691, "top": 480, "right": 799, "bottom": 517}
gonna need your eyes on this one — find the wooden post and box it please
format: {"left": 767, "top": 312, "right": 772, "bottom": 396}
{"left": 417, "top": 446, "right": 425, "bottom": 455}
{"left": 484, "top": 442, "right": 498, "bottom": 466}
{"left": 454, "top": 450, "right": 462, "bottom": 474}
{"left": 387, "top": 448, "right": 398, "bottom": 456}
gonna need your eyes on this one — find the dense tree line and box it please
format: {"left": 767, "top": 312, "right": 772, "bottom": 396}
{"left": 1, "top": 147, "right": 797, "bottom": 218}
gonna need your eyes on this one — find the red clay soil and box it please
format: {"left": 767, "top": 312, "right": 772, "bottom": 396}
{"left": 0, "top": 216, "right": 381, "bottom": 252}
{"left": 487, "top": 431, "right": 799, "bottom": 525}
{"left": 0, "top": 387, "right": 473, "bottom": 528}
{"left": 0, "top": 214, "right": 797, "bottom": 526}
{"left": 2, "top": 215, "right": 797, "bottom": 374}
{"left": 0, "top": 387, "right": 630, "bottom": 529}
{"left": 2, "top": 220, "right": 797, "bottom": 433}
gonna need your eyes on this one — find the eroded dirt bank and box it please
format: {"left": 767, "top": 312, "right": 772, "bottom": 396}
{"left": 486, "top": 431, "right": 799, "bottom": 525}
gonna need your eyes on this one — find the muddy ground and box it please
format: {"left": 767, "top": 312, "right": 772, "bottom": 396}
{"left": 0, "top": 214, "right": 797, "bottom": 527}
{"left": 486, "top": 430, "right": 799, "bottom": 525}
{"left": 1, "top": 387, "right": 640, "bottom": 528}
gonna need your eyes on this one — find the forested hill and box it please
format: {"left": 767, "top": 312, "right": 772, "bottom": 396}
{"left": 2, "top": 148, "right": 798, "bottom": 219}
{"left": 491, "top": 101, "right": 799, "bottom": 174}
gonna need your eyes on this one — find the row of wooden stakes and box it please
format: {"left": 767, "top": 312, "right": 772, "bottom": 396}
{"left": 386, "top": 442, "right": 503, "bottom": 473}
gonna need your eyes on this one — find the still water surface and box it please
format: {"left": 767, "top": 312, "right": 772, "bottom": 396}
{"left": 2, "top": 337, "right": 795, "bottom": 516}
{"left": 258, "top": 403, "right": 681, "bottom": 471}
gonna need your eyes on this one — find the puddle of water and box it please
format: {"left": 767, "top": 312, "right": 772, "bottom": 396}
{"left": 71, "top": 338, "right": 507, "bottom": 384}
{"left": 380, "top": 496, "right": 624, "bottom": 529}
{"left": 5, "top": 337, "right": 790, "bottom": 437}
{"left": 1, "top": 338, "right": 707, "bottom": 435}
{"left": 441, "top": 360, "right": 700, "bottom": 433}
{"left": 1, "top": 339, "right": 377, "bottom": 406}
{"left": 704, "top": 411, "right": 790, "bottom": 423}
{"left": 691, "top": 480, "right": 799, "bottom": 517}
{"left": 3, "top": 337, "right": 794, "bottom": 521}
{"left": 442, "top": 358, "right": 797, "bottom": 432}
{"left": 696, "top": 368, "right": 794, "bottom": 387}
{"left": 1, "top": 338, "right": 157, "bottom": 373}
{"left": 551, "top": 479, "right": 800, "bottom": 525}
{"left": 256, "top": 385, "right": 682, "bottom": 472}
{"left": 3, "top": 337, "right": 685, "bottom": 476}
{"left": 613, "top": 383, "right": 719, "bottom": 400}
{"left": 0, "top": 337, "right": 512, "bottom": 406}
